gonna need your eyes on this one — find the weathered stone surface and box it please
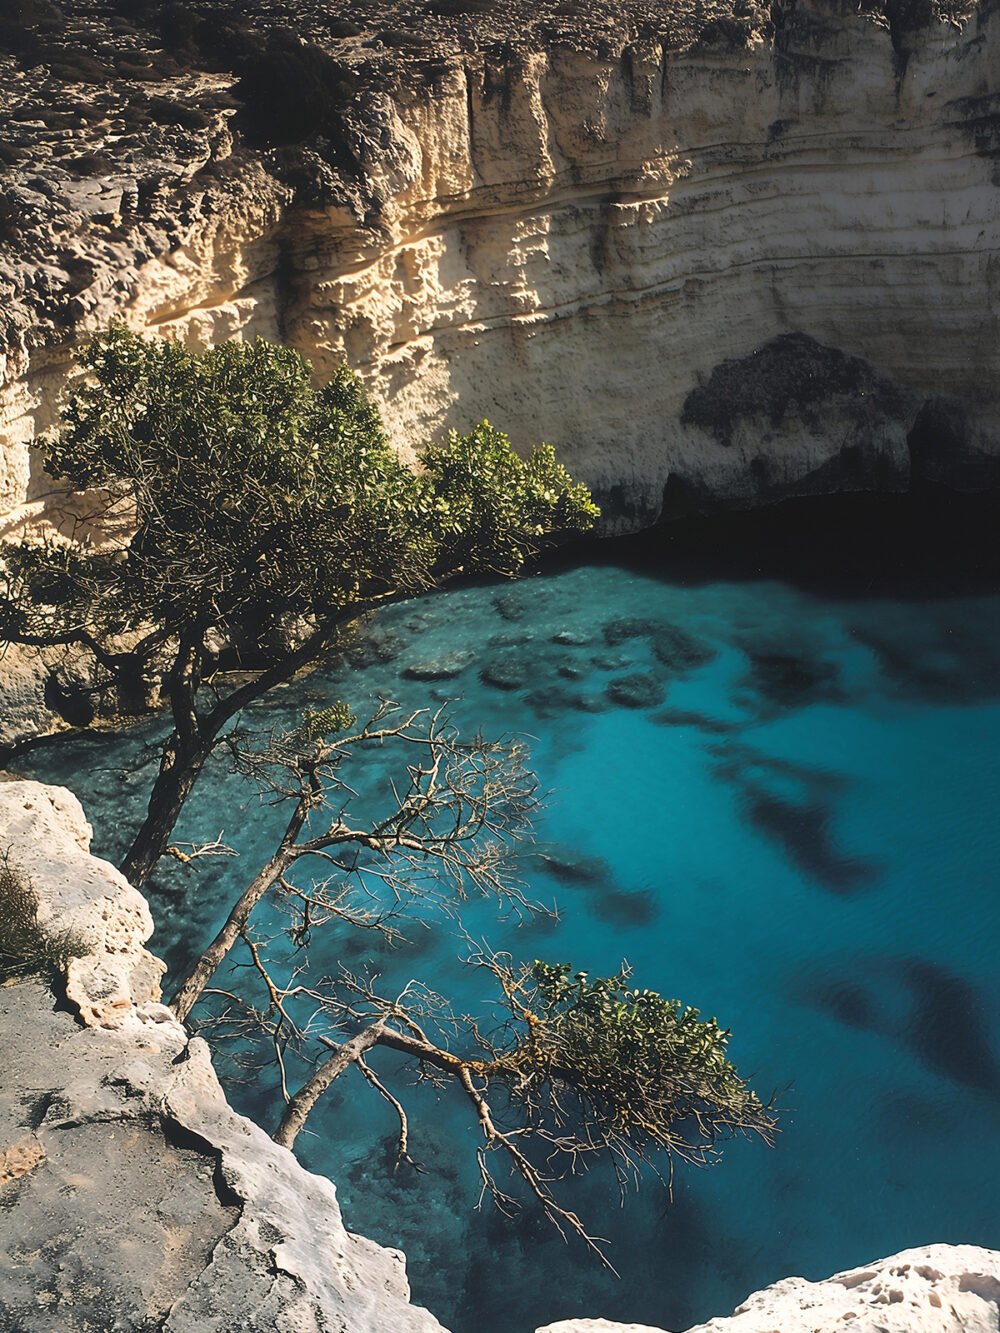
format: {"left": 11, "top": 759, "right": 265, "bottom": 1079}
{"left": 537, "top": 1245, "right": 1000, "bottom": 1333}
{"left": 0, "top": 779, "right": 163, "bottom": 1028}
{"left": 0, "top": 778, "right": 446, "bottom": 1333}
{"left": 0, "top": 0, "right": 997, "bottom": 543}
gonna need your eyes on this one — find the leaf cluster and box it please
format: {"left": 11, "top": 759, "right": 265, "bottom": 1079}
{"left": 501, "top": 959, "right": 776, "bottom": 1166}
{"left": 1, "top": 326, "right": 598, "bottom": 672}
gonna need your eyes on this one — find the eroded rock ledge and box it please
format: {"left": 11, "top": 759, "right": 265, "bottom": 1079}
{"left": 538, "top": 1246, "right": 1000, "bottom": 1333}
{"left": 0, "top": 776, "right": 445, "bottom": 1333}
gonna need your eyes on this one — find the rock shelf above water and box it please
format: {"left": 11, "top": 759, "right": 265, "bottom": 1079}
{"left": 539, "top": 1246, "right": 1000, "bottom": 1333}
{"left": 0, "top": 777, "right": 445, "bottom": 1333}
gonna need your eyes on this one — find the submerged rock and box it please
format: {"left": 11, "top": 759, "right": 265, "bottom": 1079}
{"left": 403, "top": 651, "right": 474, "bottom": 680}
{"left": 651, "top": 625, "right": 717, "bottom": 674}
{"left": 606, "top": 673, "right": 666, "bottom": 709}
{"left": 603, "top": 617, "right": 663, "bottom": 645}
{"left": 481, "top": 657, "right": 529, "bottom": 690}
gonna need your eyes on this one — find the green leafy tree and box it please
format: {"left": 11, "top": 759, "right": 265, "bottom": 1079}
{"left": 0, "top": 325, "right": 597, "bottom": 885}
{"left": 220, "top": 934, "right": 778, "bottom": 1265}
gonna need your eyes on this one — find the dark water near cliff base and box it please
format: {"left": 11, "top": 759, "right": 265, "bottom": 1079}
{"left": 21, "top": 492, "right": 1000, "bottom": 1332}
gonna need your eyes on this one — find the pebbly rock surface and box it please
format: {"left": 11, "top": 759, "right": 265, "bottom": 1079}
{"left": 0, "top": 777, "right": 446, "bottom": 1333}
{"left": 537, "top": 1245, "right": 1000, "bottom": 1333}
{"left": 1, "top": 0, "right": 998, "bottom": 544}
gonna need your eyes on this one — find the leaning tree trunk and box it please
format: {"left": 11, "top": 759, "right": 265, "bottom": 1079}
{"left": 169, "top": 783, "right": 317, "bottom": 1022}
{"left": 120, "top": 631, "right": 211, "bottom": 888}
{"left": 274, "top": 1023, "right": 387, "bottom": 1149}
{"left": 119, "top": 734, "right": 211, "bottom": 887}
{"left": 169, "top": 842, "right": 300, "bottom": 1022}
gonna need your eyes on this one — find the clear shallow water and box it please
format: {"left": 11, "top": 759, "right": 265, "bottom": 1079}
{"left": 20, "top": 521, "right": 1000, "bottom": 1333}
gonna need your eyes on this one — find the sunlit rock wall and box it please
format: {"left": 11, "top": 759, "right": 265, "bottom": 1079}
{"left": 1, "top": 1, "right": 998, "bottom": 537}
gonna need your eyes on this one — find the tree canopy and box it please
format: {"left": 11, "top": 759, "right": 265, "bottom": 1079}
{"left": 0, "top": 325, "right": 598, "bottom": 883}
{"left": 5, "top": 325, "right": 596, "bottom": 659}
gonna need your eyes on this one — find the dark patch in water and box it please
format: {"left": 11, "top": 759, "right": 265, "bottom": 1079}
{"left": 651, "top": 625, "right": 717, "bottom": 674}
{"left": 493, "top": 591, "right": 527, "bottom": 621}
{"left": 591, "top": 652, "right": 634, "bottom": 672}
{"left": 901, "top": 960, "right": 1000, "bottom": 1095}
{"left": 345, "top": 627, "right": 407, "bottom": 669}
{"left": 601, "top": 617, "right": 715, "bottom": 676}
{"left": 809, "top": 980, "right": 879, "bottom": 1031}
{"left": 575, "top": 694, "right": 610, "bottom": 714}
{"left": 742, "top": 648, "right": 842, "bottom": 710}
{"left": 878, "top": 1091, "right": 962, "bottom": 1138}
{"left": 853, "top": 616, "right": 1000, "bottom": 705}
{"left": 591, "top": 887, "right": 660, "bottom": 927}
{"left": 488, "top": 631, "right": 535, "bottom": 649}
{"left": 709, "top": 741, "right": 848, "bottom": 796}
{"left": 525, "top": 845, "right": 612, "bottom": 888}
{"left": 746, "top": 789, "right": 878, "bottom": 893}
{"left": 799, "top": 956, "right": 1000, "bottom": 1098}
{"left": 525, "top": 685, "right": 577, "bottom": 716}
{"left": 403, "top": 652, "right": 473, "bottom": 681}
{"left": 603, "top": 616, "right": 662, "bottom": 645}
{"left": 652, "top": 708, "right": 738, "bottom": 735}
{"left": 480, "top": 657, "right": 529, "bottom": 691}
{"left": 606, "top": 673, "right": 666, "bottom": 709}
{"left": 551, "top": 628, "right": 594, "bottom": 646}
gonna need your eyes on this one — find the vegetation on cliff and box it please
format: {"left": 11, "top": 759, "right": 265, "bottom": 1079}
{"left": 0, "top": 324, "right": 597, "bottom": 884}
{"left": 0, "top": 324, "right": 775, "bottom": 1265}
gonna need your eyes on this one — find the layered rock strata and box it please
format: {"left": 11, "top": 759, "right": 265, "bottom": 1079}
{"left": 0, "top": 776, "right": 445, "bottom": 1333}
{"left": 1, "top": 0, "right": 998, "bottom": 542}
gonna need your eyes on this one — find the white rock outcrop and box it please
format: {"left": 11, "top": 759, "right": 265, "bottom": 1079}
{"left": 537, "top": 1245, "right": 1000, "bottom": 1333}
{"left": 0, "top": 777, "right": 446, "bottom": 1333}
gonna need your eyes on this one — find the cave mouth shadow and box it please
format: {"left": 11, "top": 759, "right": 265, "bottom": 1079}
{"left": 544, "top": 485, "right": 1000, "bottom": 603}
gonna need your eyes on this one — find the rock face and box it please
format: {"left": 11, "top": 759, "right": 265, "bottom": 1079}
{"left": 537, "top": 1245, "right": 1000, "bottom": 1333}
{"left": 0, "top": 0, "right": 998, "bottom": 539}
{"left": 0, "top": 777, "right": 445, "bottom": 1333}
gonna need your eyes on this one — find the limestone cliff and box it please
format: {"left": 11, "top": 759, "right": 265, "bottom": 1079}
{"left": 0, "top": 776, "right": 446, "bottom": 1333}
{"left": 1, "top": 0, "right": 998, "bottom": 543}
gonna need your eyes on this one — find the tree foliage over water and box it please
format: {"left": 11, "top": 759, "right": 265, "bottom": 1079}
{"left": 187, "top": 703, "right": 776, "bottom": 1266}
{"left": 0, "top": 324, "right": 597, "bottom": 885}
{"left": 0, "top": 324, "right": 777, "bottom": 1266}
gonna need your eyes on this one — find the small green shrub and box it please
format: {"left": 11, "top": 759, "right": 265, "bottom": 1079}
{"left": 0, "top": 854, "right": 85, "bottom": 983}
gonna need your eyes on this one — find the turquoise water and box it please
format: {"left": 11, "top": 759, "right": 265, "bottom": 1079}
{"left": 20, "top": 510, "right": 1000, "bottom": 1332}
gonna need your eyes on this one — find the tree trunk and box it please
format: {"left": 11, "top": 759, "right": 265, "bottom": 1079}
{"left": 119, "top": 735, "right": 210, "bottom": 887}
{"left": 170, "top": 842, "right": 300, "bottom": 1022}
{"left": 169, "top": 784, "right": 317, "bottom": 1022}
{"left": 120, "top": 631, "right": 208, "bottom": 888}
{"left": 118, "top": 620, "right": 338, "bottom": 889}
{"left": 274, "top": 1022, "right": 386, "bottom": 1150}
